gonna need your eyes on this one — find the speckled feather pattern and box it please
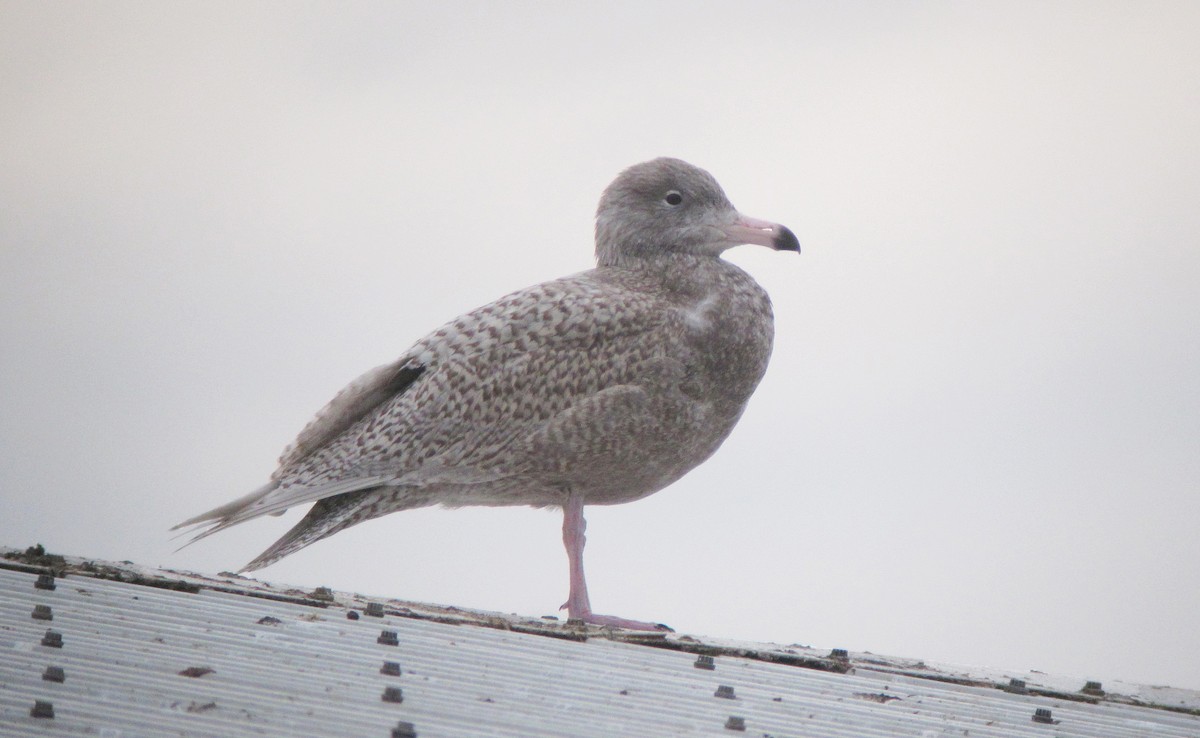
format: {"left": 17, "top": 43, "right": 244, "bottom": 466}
{"left": 176, "top": 158, "right": 789, "bottom": 572}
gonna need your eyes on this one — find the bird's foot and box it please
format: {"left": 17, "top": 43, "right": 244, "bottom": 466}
{"left": 562, "top": 607, "right": 673, "bottom": 632}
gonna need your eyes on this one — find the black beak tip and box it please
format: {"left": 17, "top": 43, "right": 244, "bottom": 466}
{"left": 773, "top": 225, "right": 800, "bottom": 253}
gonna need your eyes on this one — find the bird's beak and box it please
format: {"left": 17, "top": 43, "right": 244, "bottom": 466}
{"left": 721, "top": 214, "right": 800, "bottom": 253}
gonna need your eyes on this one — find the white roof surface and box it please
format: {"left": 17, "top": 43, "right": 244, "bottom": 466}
{"left": 2, "top": 546, "right": 1197, "bottom": 737}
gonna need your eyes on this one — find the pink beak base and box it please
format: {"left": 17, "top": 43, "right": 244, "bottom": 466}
{"left": 722, "top": 214, "right": 800, "bottom": 252}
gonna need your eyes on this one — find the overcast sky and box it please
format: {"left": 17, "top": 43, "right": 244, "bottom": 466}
{"left": 3, "top": 1, "right": 1198, "bottom": 690}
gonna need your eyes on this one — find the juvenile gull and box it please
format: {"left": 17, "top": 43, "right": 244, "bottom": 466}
{"left": 176, "top": 158, "right": 799, "bottom": 630}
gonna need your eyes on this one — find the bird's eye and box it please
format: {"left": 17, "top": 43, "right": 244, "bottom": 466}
{"left": 664, "top": 191, "right": 683, "bottom": 206}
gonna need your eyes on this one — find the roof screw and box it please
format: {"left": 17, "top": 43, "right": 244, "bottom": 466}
{"left": 724, "top": 715, "right": 746, "bottom": 731}
{"left": 41, "top": 630, "right": 63, "bottom": 648}
{"left": 35, "top": 573, "right": 57, "bottom": 591}
{"left": 366, "top": 602, "right": 385, "bottom": 617}
{"left": 829, "top": 648, "right": 849, "bottom": 661}
{"left": 378, "top": 629, "right": 399, "bottom": 646}
{"left": 1081, "top": 680, "right": 1105, "bottom": 696}
{"left": 30, "top": 700, "right": 55, "bottom": 719}
{"left": 42, "top": 666, "right": 66, "bottom": 683}
{"left": 714, "top": 685, "right": 736, "bottom": 699}
{"left": 380, "top": 661, "right": 402, "bottom": 677}
{"left": 32, "top": 604, "right": 53, "bottom": 621}
{"left": 1032, "top": 708, "right": 1056, "bottom": 724}
{"left": 391, "top": 721, "right": 418, "bottom": 738}
{"left": 694, "top": 655, "right": 715, "bottom": 670}
{"left": 1005, "top": 678, "right": 1028, "bottom": 694}
{"left": 381, "top": 686, "right": 404, "bottom": 704}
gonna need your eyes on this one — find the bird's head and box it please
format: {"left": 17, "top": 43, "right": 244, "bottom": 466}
{"left": 594, "top": 157, "right": 799, "bottom": 267}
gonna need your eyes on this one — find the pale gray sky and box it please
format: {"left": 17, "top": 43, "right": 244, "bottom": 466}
{"left": 3, "top": 1, "right": 1198, "bottom": 690}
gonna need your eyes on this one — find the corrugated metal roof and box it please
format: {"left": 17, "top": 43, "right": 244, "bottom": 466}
{"left": 2, "top": 547, "right": 1198, "bottom": 737}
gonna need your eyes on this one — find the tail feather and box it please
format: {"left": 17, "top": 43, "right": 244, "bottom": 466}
{"left": 171, "top": 481, "right": 282, "bottom": 550}
{"left": 239, "top": 487, "right": 384, "bottom": 571}
{"left": 173, "top": 475, "right": 389, "bottom": 539}
{"left": 176, "top": 482, "right": 437, "bottom": 571}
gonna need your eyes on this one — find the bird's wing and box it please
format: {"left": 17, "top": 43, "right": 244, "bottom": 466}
{"left": 272, "top": 271, "right": 680, "bottom": 488}
{"left": 276, "top": 362, "right": 426, "bottom": 471}
{"left": 177, "top": 270, "right": 683, "bottom": 536}
{"left": 173, "top": 358, "right": 427, "bottom": 537}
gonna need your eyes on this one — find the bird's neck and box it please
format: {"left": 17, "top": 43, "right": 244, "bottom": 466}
{"left": 595, "top": 248, "right": 722, "bottom": 276}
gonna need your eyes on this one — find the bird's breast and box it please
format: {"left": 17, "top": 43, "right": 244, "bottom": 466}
{"left": 672, "top": 268, "right": 775, "bottom": 410}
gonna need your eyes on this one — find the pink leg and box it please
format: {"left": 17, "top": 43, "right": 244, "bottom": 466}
{"left": 559, "top": 490, "right": 670, "bottom": 631}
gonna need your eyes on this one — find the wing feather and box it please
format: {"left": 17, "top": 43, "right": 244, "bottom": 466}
{"left": 176, "top": 269, "right": 683, "bottom": 547}
{"left": 277, "top": 362, "right": 425, "bottom": 471}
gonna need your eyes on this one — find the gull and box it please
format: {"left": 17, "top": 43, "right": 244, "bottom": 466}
{"left": 176, "top": 157, "right": 799, "bottom": 630}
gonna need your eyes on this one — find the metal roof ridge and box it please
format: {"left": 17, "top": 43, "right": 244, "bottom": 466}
{"left": 4, "top": 543, "right": 1198, "bottom": 717}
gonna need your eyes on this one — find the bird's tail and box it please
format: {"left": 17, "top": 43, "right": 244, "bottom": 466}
{"left": 238, "top": 488, "right": 385, "bottom": 571}
{"left": 171, "top": 481, "right": 285, "bottom": 549}
{"left": 175, "top": 483, "right": 437, "bottom": 572}
{"left": 173, "top": 474, "right": 392, "bottom": 554}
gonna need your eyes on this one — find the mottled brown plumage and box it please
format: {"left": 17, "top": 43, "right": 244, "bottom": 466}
{"left": 176, "top": 158, "right": 798, "bottom": 628}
